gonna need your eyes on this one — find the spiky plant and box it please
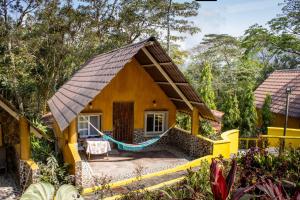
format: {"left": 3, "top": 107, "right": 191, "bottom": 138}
{"left": 210, "top": 158, "right": 237, "bottom": 200}
{"left": 20, "top": 182, "right": 83, "bottom": 200}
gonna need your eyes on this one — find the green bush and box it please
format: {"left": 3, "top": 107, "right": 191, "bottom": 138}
{"left": 200, "top": 120, "right": 221, "bottom": 140}
{"left": 38, "top": 155, "right": 74, "bottom": 189}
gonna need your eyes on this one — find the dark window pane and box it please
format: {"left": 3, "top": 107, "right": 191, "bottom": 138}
{"left": 147, "top": 114, "right": 154, "bottom": 132}
{"left": 89, "top": 116, "right": 100, "bottom": 136}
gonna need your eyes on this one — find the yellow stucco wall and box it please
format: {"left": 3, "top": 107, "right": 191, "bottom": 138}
{"left": 81, "top": 58, "right": 176, "bottom": 131}
{"left": 257, "top": 109, "right": 300, "bottom": 129}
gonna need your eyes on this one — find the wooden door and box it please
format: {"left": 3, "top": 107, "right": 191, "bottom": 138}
{"left": 113, "top": 102, "right": 134, "bottom": 143}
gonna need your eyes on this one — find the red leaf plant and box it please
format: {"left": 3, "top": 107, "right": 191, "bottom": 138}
{"left": 210, "top": 158, "right": 237, "bottom": 200}
{"left": 232, "top": 178, "right": 300, "bottom": 200}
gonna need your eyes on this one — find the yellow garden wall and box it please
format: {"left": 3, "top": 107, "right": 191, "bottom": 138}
{"left": 197, "top": 129, "right": 239, "bottom": 159}
{"left": 81, "top": 58, "right": 176, "bottom": 131}
{"left": 267, "top": 127, "right": 300, "bottom": 148}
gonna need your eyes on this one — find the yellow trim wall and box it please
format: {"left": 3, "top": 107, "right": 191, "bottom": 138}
{"left": 81, "top": 58, "right": 176, "bottom": 131}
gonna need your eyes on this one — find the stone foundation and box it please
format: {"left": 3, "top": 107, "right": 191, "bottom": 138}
{"left": 19, "top": 160, "right": 40, "bottom": 190}
{"left": 167, "top": 128, "right": 212, "bottom": 158}
{"left": 132, "top": 127, "right": 212, "bottom": 158}
{"left": 75, "top": 160, "right": 83, "bottom": 188}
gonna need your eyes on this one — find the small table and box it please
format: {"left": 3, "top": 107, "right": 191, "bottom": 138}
{"left": 84, "top": 138, "right": 111, "bottom": 160}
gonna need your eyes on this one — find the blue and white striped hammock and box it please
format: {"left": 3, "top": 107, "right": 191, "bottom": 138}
{"left": 88, "top": 122, "right": 173, "bottom": 152}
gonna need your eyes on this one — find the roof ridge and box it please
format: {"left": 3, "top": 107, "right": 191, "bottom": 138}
{"left": 274, "top": 68, "right": 300, "bottom": 72}
{"left": 93, "top": 37, "right": 153, "bottom": 59}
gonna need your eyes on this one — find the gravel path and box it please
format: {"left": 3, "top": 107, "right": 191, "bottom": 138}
{"left": 0, "top": 173, "right": 21, "bottom": 200}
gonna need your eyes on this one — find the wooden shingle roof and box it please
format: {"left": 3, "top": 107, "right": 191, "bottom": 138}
{"left": 255, "top": 69, "right": 300, "bottom": 118}
{"left": 48, "top": 37, "right": 216, "bottom": 131}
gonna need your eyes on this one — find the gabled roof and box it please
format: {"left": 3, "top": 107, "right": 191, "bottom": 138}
{"left": 48, "top": 37, "right": 216, "bottom": 131}
{"left": 255, "top": 69, "right": 300, "bottom": 118}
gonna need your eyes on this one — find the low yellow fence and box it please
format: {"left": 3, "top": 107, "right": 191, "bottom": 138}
{"left": 239, "top": 127, "right": 300, "bottom": 149}
{"left": 266, "top": 127, "right": 300, "bottom": 149}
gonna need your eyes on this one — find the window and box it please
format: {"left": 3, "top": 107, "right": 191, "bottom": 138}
{"left": 77, "top": 114, "right": 101, "bottom": 138}
{"left": 145, "top": 111, "right": 168, "bottom": 136}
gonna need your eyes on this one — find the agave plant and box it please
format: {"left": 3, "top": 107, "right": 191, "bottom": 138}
{"left": 210, "top": 158, "right": 237, "bottom": 200}
{"left": 20, "top": 182, "right": 83, "bottom": 200}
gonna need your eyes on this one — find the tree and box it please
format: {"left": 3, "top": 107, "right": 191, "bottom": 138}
{"left": 261, "top": 94, "right": 273, "bottom": 134}
{"left": 198, "top": 62, "right": 216, "bottom": 109}
{"left": 239, "top": 85, "right": 257, "bottom": 137}
{"left": 222, "top": 91, "right": 240, "bottom": 131}
{"left": 0, "top": 0, "right": 202, "bottom": 118}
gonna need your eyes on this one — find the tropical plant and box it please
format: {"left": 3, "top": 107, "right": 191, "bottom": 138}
{"left": 233, "top": 178, "right": 300, "bottom": 200}
{"left": 239, "top": 84, "right": 257, "bottom": 137}
{"left": 198, "top": 62, "right": 216, "bottom": 109}
{"left": 20, "top": 182, "right": 83, "bottom": 200}
{"left": 237, "top": 147, "right": 300, "bottom": 194}
{"left": 210, "top": 158, "right": 237, "bottom": 200}
{"left": 222, "top": 91, "right": 240, "bottom": 131}
{"left": 200, "top": 120, "right": 215, "bottom": 136}
{"left": 176, "top": 112, "right": 191, "bottom": 131}
{"left": 38, "top": 155, "right": 73, "bottom": 189}
{"left": 261, "top": 94, "right": 273, "bottom": 134}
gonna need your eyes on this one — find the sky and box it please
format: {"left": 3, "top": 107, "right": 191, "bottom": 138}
{"left": 180, "top": 0, "right": 283, "bottom": 49}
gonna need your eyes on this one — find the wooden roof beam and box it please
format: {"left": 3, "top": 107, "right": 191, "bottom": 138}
{"left": 142, "top": 62, "right": 172, "bottom": 67}
{"left": 142, "top": 47, "right": 193, "bottom": 111}
{"left": 169, "top": 98, "right": 204, "bottom": 106}
{"left": 156, "top": 81, "right": 189, "bottom": 86}
{"left": 0, "top": 99, "right": 19, "bottom": 120}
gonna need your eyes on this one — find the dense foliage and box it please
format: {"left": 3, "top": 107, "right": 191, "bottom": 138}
{"left": 0, "top": 0, "right": 200, "bottom": 118}
{"left": 185, "top": 0, "right": 299, "bottom": 136}
{"left": 198, "top": 62, "right": 216, "bottom": 109}
{"left": 221, "top": 91, "right": 240, "bottom": 131}
{"left": 118, "top": 148, "right": 300, "bottom": 200}
{"left": 31, "top": 121, "right": 73, "bottom": 188}
{"left": 261, "top": 94, "right": 273, "bottom": 134}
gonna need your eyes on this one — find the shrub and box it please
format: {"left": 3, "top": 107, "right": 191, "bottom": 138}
{"left": 38, "top": 155, "right": 74, "bottom": 189}
{"left": 261, "top": 94, "right": 273, "bottom": 134}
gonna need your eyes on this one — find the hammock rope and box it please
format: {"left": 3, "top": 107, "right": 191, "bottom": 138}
{"left": 88, "top": 122, "right": 174, "bottom": 151}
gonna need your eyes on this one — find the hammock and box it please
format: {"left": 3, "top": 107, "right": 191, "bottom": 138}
{"left": 88, "top": 122, "right": 174, "bottom": 151}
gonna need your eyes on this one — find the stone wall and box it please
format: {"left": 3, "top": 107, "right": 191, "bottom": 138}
{"left": 167, "top": 128, "right": 213, "bottom": 158}
{"left": 131, "top": 127, "right": 212, "bottom": 158}
{"left": 19, "top": 160, "right": 40, "bottom": 190}
{"left": 75, "top": 160, "right": 83, "bottom": 188}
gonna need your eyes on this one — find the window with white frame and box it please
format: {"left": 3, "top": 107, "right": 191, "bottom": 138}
{"left": 145, "top": 111, "right": 168, "bottom": 135}
{"left": 77, "top": 114, "right": 101, "bottom": 138}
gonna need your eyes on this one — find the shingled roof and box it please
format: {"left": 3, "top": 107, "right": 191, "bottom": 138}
{"left": 255, "top": 69, "right": 300, "bottom": 118}
{"left": 48, "top": 37, "right": 216, "bottom": 131}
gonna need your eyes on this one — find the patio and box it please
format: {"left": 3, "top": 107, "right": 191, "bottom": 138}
{"left": 79, "top": 145, "right": 191, "bottom": 188}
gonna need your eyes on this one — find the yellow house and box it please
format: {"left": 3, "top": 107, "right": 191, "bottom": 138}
{"left": 47, "top": 37, "right": 216, "bottom": 179}
{"left": 255, "top": 69, "right": 300, "bottom": 129}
